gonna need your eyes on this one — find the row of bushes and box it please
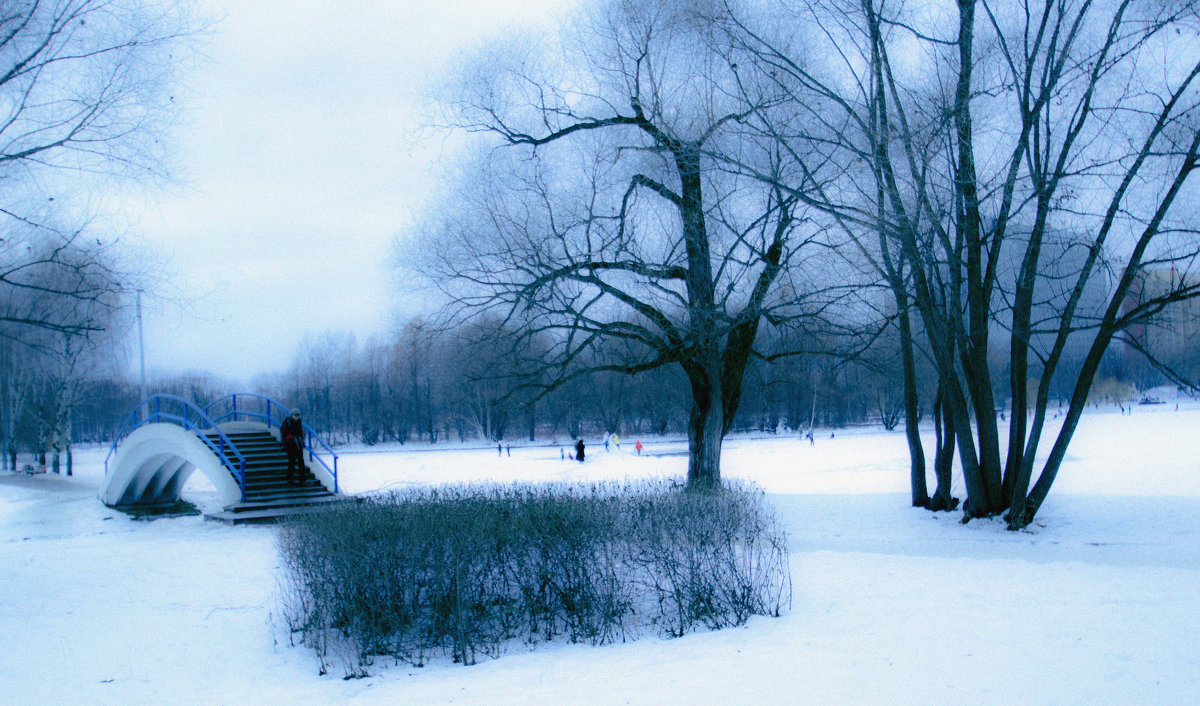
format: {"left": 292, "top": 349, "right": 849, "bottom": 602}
{"left": 276, "top": 480, "right": 791, "bottom": 675}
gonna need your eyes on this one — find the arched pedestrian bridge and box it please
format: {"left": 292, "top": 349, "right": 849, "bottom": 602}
{"left": 100, "top": 394, "right": 342, "bottom": 522}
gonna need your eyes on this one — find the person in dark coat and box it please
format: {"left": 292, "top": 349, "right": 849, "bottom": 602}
{"left": 280, "top": 411, "right": 306, "bottom": 485}
{"left": 574, "top": 438, "right": 585, "bottom": 463}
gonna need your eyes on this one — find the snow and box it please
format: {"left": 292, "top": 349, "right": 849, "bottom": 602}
{"left": 3, "top": 403, "right": 1199, "bottom": 704}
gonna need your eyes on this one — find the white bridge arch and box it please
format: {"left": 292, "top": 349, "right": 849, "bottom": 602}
{"left": 100, "top": 422, "right": 246, "bottom": 507}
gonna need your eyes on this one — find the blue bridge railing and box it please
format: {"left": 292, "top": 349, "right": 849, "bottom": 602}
{"left": 203, "top": 393, "right": 340, "bottom": 494}
{"left": 105, "top": 394, "right": 250, "bottom": 501}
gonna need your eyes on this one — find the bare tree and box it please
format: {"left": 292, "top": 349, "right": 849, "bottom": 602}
{"left": 0, "top": 225, "right": 126, "bottom": 337}
{"left": 44, "top": 250, "right": 128, "bottom": 475}
{"left": 394, "top": 318, "right": 442, "bottom": 443}
{"left": 0, "top": 0, "right": 189, "bottom": 187}
{"left": 0, "top": 224, "right": 129, "bottom": 469}
{"left": 1, "top": 0, "right": 194, "bottom": 345}
{"left": 415, "top": 0, "right": 863, "bottom": 486}
{"left": 731, "top": 0, "right": 1200, "bottom": 527}
{"left": 0, "top": 331, "right": 38, "bottom": 469}
{"left": 435, "top": 316, "right": 548, "bottom": 442}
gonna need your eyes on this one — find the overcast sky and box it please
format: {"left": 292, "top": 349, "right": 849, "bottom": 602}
{"left": 125, "top": 0, "right": 572, "bottom": 385}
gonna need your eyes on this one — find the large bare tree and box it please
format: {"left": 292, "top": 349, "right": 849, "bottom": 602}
{"left": 416, "top": 0, "right": 862, "bottom": 486}
{"left": 731, "top": 0, "right": 1200, "bottom": 527}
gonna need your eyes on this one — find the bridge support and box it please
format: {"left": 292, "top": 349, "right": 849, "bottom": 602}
{"left": 100, "top": 424, "right": 243, "bottom": 508}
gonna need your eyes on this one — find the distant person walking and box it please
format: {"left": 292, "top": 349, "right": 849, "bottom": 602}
{"left": 575, "top": 438, "right": 586, "bottom": 463}
{"left": 280, "top": 411, "right": 306, "bottom": 485}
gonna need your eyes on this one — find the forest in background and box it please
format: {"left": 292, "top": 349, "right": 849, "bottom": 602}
{"left": 2, "top": 303, "right": 1179, "bottom": 475}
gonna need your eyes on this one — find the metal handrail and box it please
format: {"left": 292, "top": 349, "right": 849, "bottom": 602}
{"left": 204, "top": 393, "right": 340, "bottom": 494}
{"left": 105, "top": 394, "right": 249, "bottom": 501}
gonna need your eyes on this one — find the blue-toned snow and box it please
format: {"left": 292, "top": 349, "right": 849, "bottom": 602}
{"left": 2, "top": 400, "right": 1198, "bottom": 703}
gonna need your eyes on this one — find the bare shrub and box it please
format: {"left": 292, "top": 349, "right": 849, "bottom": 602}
{"left": 277, "top": 480, "right": 790, "bottom": 675}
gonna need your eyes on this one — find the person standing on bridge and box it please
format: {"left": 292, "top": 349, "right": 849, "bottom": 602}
{"left": 281, "top": 411, "right": 306, "bottom": 485}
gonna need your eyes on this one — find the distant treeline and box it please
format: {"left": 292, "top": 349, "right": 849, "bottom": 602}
{"left": 233, "top": 317, "right": 1164, "bottom": 446}
{"left": 1, "top": 308, "right": 1179, "bottom": 471}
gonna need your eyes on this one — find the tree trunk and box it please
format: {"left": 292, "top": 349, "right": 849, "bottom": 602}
{"left": 676, "top": 139, "right": 726, "bottom": 489}
{"left": 899, "top": 303, "right": 928, "bottom": 507}
{"left": 685, "top": 355, "right": 724, "bottom": 488}
{"left": 425, "top": 385, "right": 435, "bottom": 443}
{"left": 930, "top": 386, "right": 959, "bottom": 512}
{"left": 952, "top": 0, "right": 1004, "bottom": 515}
{"left": 962, "top": 349, "right": 1004, "bottom": 509}
{"left": 1005, "top": 220, "right": 1043, "bottom": 503}
{"left": 944, "top": 373, "right": 990, "bottom": 517}
{"left": 1010, "top": 323, "right": 1115, "bottom": 528}
{"left": 687, "top": 392, "right": 724, "bottom": 488}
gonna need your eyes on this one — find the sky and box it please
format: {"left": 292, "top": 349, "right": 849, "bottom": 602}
{"left": 124, "top": 0, "right": 573, "bottom": 385}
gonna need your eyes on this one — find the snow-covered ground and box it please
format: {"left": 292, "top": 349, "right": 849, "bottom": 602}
{"left": 2, "top": 403, "right": 1198, "bottom": 704}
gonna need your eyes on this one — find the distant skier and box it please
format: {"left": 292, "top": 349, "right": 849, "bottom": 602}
{"left": 635, "top": 439, "right": 642, "bottom": 455}
{"left": 575, "top": 438, "right": 586, "bottom": 463}
{"left": 612, "top": 433, "right": 620, "bottom": 450}
{"left": 604, "top": 435, "right": 610, "bottom": 452}
{"left": 806, "top": 430, "right": 814, "bottom": 446}
{"left": 280, "top": 411, "right": 306, "bottom": 485}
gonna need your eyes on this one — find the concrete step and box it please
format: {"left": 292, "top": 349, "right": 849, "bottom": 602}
{"left": 247, "top": 467, "right": 324, "bottom": 479}
{"left": 227, "top": 492, "right": 341, "bottom": 512}
{"left": 204, "top": 499, "right": 347, "bottom": 525}
{"left": 243, "top": 475, "right": 317, "bottom": 487}
{"left": 242, "top": 487, "right": 333, "bottom": 504}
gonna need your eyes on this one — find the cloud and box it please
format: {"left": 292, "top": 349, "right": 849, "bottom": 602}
{"left": 126, "top": 0, "right": 574, "bottom": 382}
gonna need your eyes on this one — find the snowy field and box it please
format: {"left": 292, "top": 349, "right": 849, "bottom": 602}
{"left": 2, "top": 402, "right": 1199, "bottom": 704}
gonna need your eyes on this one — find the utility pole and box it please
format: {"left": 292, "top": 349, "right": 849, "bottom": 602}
{"left": 137, "top": 290, "right": 147, "bottom": 416}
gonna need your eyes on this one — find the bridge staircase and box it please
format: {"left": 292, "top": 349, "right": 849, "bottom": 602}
{"left": 202, "top": 429, "right": 342, "bottom": 524}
